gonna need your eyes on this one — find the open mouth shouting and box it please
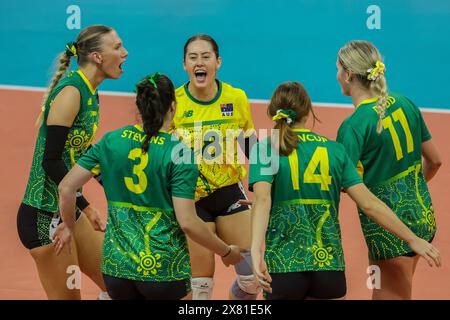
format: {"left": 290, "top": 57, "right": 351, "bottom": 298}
{"left": 119, "top": 60, "right": 125, "bottom": 73}
{"left": 194, "top": 69, "right": 207, "bottom": 84}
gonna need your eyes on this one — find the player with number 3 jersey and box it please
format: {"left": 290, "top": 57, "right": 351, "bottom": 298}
{"left": 54, "top": 73, "right": 243, "bottom": 300}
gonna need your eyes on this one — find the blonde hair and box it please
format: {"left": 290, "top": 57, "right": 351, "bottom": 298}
{"left": 36, "top": 25, "right": 113, "bottom": 127}
{"left": 268, "top": 82, "right": 319, "bottom": 156}
{"left": 338, "top": 40, "right": 388, "bottom": 133}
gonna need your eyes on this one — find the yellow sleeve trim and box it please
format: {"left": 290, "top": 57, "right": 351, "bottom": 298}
{"left": 356, "top": 161, "right": 364, "bottom": 178}
{"left": 91, "top": 164, "right": 101, "bottom": 176}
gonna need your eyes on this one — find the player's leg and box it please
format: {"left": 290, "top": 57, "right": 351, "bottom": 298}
{"left": 18, "top": 203, "right": 81, "bottom": 299}
{"left": 30, "top": 242, "right": 81, "bottom": 299}
{"left": 216, "top": 209, "right": 260, "bottom": 300}
{"left": 187, "top": 215, "right": 216, "bottom": 300}
{"left": 73, "top": 211, "right": 108, "bottom": 295}
{"left": 370, "top": 256, "right": 414, "bottom": 300}
{"left": 412, "top": 255, "right": 421, "bottom": 274}
{"left": 215, "top": 183, "right": 259, "bottom": 300}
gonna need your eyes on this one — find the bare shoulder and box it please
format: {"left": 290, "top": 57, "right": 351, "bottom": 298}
{"left": 47, "top": 86, "right": 81, "bottom": 126}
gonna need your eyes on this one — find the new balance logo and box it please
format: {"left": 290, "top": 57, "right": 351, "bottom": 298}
{"left": 183, "top": 110, "right": 194, "bottom": 118}
{"left": 226, "top": 201, "right": 241, "bottom": 213}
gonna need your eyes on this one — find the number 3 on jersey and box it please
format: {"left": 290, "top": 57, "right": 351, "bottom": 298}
{"left": 288, "top": 146, "right": 332, "bottom": 191}
{"left": 124, "top": 148, "right": 149, "bottom": 194}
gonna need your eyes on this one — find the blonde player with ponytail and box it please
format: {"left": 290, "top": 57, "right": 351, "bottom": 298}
{"left": 17, "top": 25, "right": 128, "bottom": 299}
{"left": 336, "top": 40, "right": 442, "bottom": 299}
{"left": 249, "top": 82, "right": 441, "bottom": 300}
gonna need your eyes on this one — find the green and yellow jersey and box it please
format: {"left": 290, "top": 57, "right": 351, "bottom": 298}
{"left": 23, "top": 70, "right": 99, "bottom": 212}
{"left": 249, "top": 130, "right": 362, "bottom": 273}
{"left": 77, "top": 125, "right": 198, "bottom": 282}
{"left": 174, "top": 80, "right": 255, "bottom": 201}
{"left": 337, "top": 93, "right": 436, "bottom": 260}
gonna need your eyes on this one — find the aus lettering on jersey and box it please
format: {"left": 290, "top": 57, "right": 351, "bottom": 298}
{"left": 121, "top": 130, "right": 165, "bottom": 145}
{"left": 221, "top": 103, "right": 234, "bottom": 117}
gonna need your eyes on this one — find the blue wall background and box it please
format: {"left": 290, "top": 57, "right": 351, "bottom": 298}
{"left": 1, "top": 0, "right": 449, "bottom": 108}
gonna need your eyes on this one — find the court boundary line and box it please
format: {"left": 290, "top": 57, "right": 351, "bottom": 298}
{"left": 1, "top": 84, "right": 450, "bottom": 114}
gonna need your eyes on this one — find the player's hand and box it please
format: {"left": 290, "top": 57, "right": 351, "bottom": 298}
{"left": 83, "top": 205, "right": 106, "bottom": 232}
{"left": 221, "top": 245, "right": 244, "bottom": 267}
{"left": 408, "top": 237, "right": 442, "bottom": 267}
{"left": 251, "top": 248, "right": 272, "bottom": 293}
{"left": 238, "top": 199, "right": 253, "bottom": 206}
{"left": 52, "top": 223, "right": 73, "bottom": 255}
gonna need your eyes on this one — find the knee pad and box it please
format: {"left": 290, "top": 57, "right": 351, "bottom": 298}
{"left": 191, "top": 277, "right": 214, "bottom": 300}
{"left": 231, "top": 251, "right": 260, "bottom": 299}
{"left": 231, "top": 275, "right": 260, "bottom": 299}
{"left": 234, "top": 250, "right": 254, "bottom": 275}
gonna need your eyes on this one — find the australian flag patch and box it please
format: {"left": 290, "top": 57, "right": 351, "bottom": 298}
{"left": 220, "top": 103, "right": 234, "bottom": 116}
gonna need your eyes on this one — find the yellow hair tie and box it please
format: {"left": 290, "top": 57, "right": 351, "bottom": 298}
{"left": 65, "top": 41, "right": 78, "bottom": 58}
{"left": 272, "top": 112, "right": 289, "bottom": 121}
{"left": 272, "top": 109, "right": 297, "bottom": 124}
{"left": 367, "top": 60, "right": 385, "bottom": 81}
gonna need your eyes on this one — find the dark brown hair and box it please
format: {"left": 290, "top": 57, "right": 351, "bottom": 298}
{"left": 183, "top": 34, "right": 219, "bottom": 61}
{"left": 135, "top": 74, "right": 175, "bottom": 153}
{"left": 268, "top": 82, "right": 319, "bottom": 156}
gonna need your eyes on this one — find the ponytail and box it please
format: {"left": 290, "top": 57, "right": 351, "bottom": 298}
{"left": 272, "top": 109, "right": 298, "bottom": 156}
{"left": 136, "top": 84, "right": 165, "bottom": 153}
{"left": 337, "top": 41, "right": 388, "bottom": 134}
{"left": 275, "top": 120, "right": 298, "bottom": 156}
{"left": 268, "top": 82, "right": 316, "bottom": 156}
{"left": 372, "top": 74, "right": 388, "bottom": 133}
{"left": 135, "top": 73, "right": 175, "bottom": 153}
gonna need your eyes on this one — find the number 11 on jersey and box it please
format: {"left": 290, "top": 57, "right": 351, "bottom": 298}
{"left": 382, "top": 108, "right": 414, "bottom": 160}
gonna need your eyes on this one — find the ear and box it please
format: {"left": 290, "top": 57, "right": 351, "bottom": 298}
{"left": 345, "top": 71, "right": 352, "bottom": 83}
{"left": 90, "top": 52, "right": 103, "bottom": 64}
{"left": 183, "top": 60, "right": 187, "bottom": 72}
{"left": 170, "top": 101, "right": 176, "bottom": 113}
{"left": 216, "top": 56, "right": 222, "bottom": 71}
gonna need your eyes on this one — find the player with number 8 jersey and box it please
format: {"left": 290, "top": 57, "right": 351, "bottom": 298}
{"left": 173, "top": 34, "right": 258, "bottom": 301}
